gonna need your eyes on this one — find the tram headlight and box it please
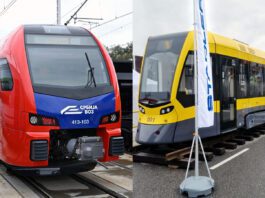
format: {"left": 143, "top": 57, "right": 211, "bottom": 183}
{"left": 160, "top": 106, "right": 174, "bottom": 115}
{"left": 139, "top": 106, "right": 145, "bottom": 114}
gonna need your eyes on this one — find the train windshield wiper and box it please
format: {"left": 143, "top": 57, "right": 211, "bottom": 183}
{"left": 85, "top": 52, "right": 97, "bottom": 88}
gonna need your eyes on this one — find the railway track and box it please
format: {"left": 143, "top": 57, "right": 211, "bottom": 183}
{"left": 106, "top": 161, "right": 132, "bottom": 171}
{"left": 0, "top": 157, "right": 133, "bottom": 198}
{"left": 17, "top": 176, "right": 52, "bottom": 198}
{"left": 133, "top": 125, "right": 265, "bottom": 168}
{"left": 72, "top": 174, "right": 129, "bottom": 198}
{"left": 105, "top": 155, "right": 133, "bottom": 171}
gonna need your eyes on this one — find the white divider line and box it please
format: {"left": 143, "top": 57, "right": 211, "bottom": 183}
{"left": 210, "top": 148, "right": 249, "bottom": 170}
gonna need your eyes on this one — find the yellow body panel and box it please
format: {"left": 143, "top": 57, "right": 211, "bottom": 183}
{"left": 214, "top": 33, "right": 265, "bottom": 64}
{"left": 237, "top": 97, "right": 265, "bottom": 110}
{"left": 139, "top": 100, "right": 220, "bottom": 124}
{"left": 139, "top": 31, "right": 265, "bottom": 125}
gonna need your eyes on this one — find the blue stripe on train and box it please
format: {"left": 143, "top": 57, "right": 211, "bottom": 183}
{"left": 34, "top": 92, "right": 115, "bottom": 129}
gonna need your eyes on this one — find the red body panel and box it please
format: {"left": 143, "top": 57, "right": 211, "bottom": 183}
{"left": 90, "top": 31, "right": 121, "bottom": 162}
{"left": 0, "top": 26, "right": 121, "bottom": 168}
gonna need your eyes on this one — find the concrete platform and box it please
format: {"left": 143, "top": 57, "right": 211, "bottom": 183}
{"left": 133, "top": 134, "right": 265, "bottom": 198}
{"left": 0, "top": 174, "right": 21, "bottom": 198}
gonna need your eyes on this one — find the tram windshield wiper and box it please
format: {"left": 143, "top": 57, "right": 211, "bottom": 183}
{"left": 139, "top": 97, "right": 158, "bottom": 105}
{"left": 139, "top": 92, "right": 170, "bottom": 106}
{"left": 85, "top": 52, "right": 97, "bottom": 88}
{"left": 139, "top": 97, "right": 169, "bottom": 106}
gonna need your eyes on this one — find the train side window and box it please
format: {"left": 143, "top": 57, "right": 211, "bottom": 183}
{"left": 0, "top": 59, "right": 13, "bottom": 91}
{"left": 177, "top": 53, "right": 194, "bottom": 107}
{"left": 237, "top": 60, "right": 248, "bottom": 98}
{"left": 249, "top": 62, "right": 263, "bottom": 97}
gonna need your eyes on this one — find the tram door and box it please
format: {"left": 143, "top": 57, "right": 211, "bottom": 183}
{"left": 220, "top": 57, "right": 237, "bottom": 131}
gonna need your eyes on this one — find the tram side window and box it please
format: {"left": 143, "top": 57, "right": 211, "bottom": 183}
{"left": 262, "top": 65, "right": 265, "bottom": 96}
{"left": 257, "top": 64, "right": 264, "bottom": 96}
{"left": 221, "top": 57, "right": 236, "bottom": 100}
{"left": 237, "top": 60, "right": 248, "bottom": 98}
{"left": 0, "top": 59, "right": 13, "bottom": 91}
{"left": 177, "top": 53, "right": 194, "bottom": 107}
{"left": 249, "top": 62, "right": 263, "bottom": 97}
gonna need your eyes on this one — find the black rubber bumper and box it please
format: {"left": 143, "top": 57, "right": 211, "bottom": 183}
{"left": 6, "top": 160, "right": 97, "bottom": 176}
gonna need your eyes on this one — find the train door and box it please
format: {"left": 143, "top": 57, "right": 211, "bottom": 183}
{"left": 220, "top": 57, "right": 237, "bottom": 132}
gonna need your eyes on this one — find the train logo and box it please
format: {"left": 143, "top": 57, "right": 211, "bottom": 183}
{"left": 61, "top": 106, "right": 82, "bottom": 115}
{"left": 61, "top": 105, "right": 98, "bottom": 115}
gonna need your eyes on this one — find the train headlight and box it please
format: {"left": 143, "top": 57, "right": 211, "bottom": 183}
{"left": 110, "top": 114, "right": 117, "bottom": 122}
{"left": 29, "top": 115, "right": 38, "bottom": 125}
{"left": 160, "top": 106, "right": 174, "bottom": 115}
{"left": 29, "top": 113, "right": 58, "bottom": 126}
{"left": 139, "top": 106, "right": 145, "bottom": 114}
{"left": 100, "top": 112, "right": 120, "bottom": 124}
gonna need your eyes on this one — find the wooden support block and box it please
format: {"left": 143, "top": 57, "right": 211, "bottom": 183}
{"left": 244, "top": 132, "right": 260, "bottom": 138}
{"left": 192, "top": 152, "right": 214, "bottom": 161}
{"left": 133, "top": 152, "right": 167, "bottom": 165}
{"left": 214, "top": 142, "right": 237, "bottom": 150}
{"left": 165, "top": 147, "right": 191, "bottom": 161}
{"left": 257, "top": 130, "right": 265, "bottom": 135}
{"left": 235, "top": 135, "right": 254, "bottom": 141}
{"left": 227, "top": 138, "right": 246, "bottom": 145}
{"left": 205, "top": 147, "right": 226, "bottom": 156}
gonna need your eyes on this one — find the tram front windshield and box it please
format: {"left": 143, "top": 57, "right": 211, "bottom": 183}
{"left": 139, "top": 33, "right": 186, "bottom": 106}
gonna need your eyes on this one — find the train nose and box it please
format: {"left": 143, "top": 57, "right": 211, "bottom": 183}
{"left": 34, "top": 92, "right": 116, "bottom": 129}
{"left": 136, "top": 123, "right": 177, "bottom": 144}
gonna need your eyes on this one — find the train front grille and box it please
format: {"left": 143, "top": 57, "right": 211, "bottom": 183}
{"left": 31, "top": 140, "right": 48, "bottom": 161}
{"left": 109, "top": 137, "right": 124, "bottom": 156}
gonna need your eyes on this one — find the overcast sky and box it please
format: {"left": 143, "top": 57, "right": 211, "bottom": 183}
{"left": 0, "top": 0, "right": 132, "bottom": 47}
{"left": 133, "top": 0, "right": 265, "bottom": 56}
{"left": 2, "top": 0, "right": 265, "bottom": 51}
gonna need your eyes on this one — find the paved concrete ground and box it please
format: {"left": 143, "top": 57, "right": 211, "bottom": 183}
{"left": 0, "top": 174, "right": 21, "bottom": 198}
{"left": 133, "top": 134, "right": 265, "bottom": 198}
{"left": 91, "top": 154, "right": 133, "bottom": 191}
{"left": 0, "top": 154, "right": 132, "bottom": 198}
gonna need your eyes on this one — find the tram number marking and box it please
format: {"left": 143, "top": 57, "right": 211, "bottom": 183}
{"left": 147, "top": 117, "right": 155, "bottom": 123}
{"left": 72, "top": 119, "right": 89, "bottom": 125}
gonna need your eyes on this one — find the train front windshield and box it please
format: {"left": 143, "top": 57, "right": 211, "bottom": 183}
{"left": 25, "top": 34, "right": 110, "bottom": 89}
{"left": 139, "top": 33, "right": 186, "bottom": 106}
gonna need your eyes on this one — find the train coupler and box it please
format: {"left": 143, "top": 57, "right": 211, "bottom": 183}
{"left": 67, "top": 136, "right": 104, "bottom": 161}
